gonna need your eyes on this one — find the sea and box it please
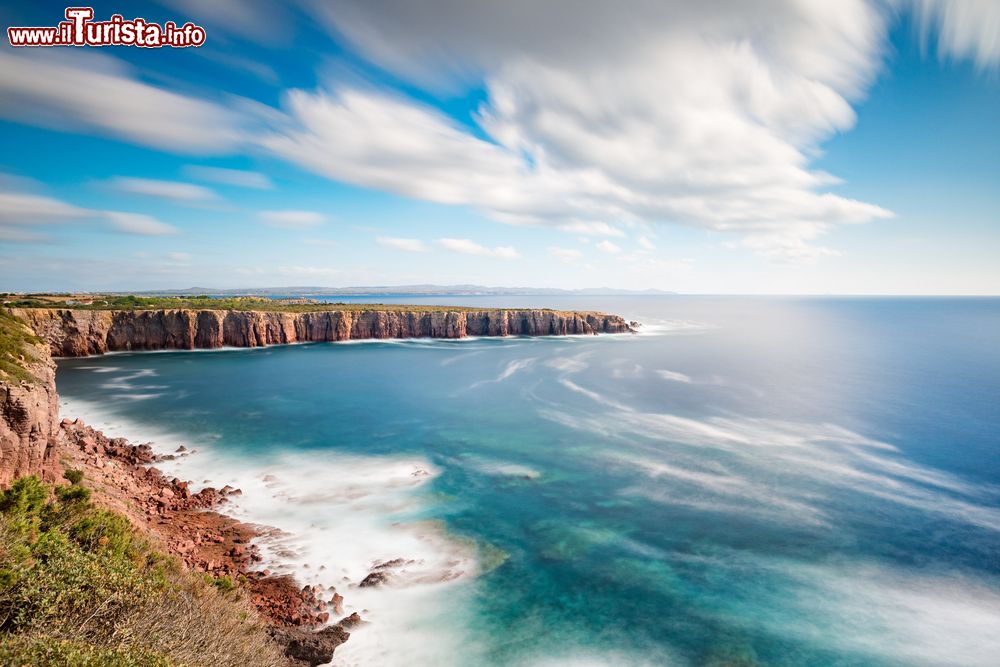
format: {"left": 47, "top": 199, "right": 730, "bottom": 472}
{"left": 54, "top": 296, "right": 1000, "bottom": 667}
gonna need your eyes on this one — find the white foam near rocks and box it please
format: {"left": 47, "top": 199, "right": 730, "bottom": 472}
{"left": 59, "top": 396, "right": 482, "bottom": 667}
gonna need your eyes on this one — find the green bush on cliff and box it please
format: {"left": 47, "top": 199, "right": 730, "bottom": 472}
{"left": 0, "top": 635, "right": 173, "bottom": 666}
{"left": 0, "top": 477, "right": 287, "bottom": 666}
{"left": 0, "top": 309, "right": 44, "bottom": 384}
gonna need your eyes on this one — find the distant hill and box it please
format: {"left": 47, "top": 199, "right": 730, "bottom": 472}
{"left": 128, "top": 285, "right": 676, "bottom": 297}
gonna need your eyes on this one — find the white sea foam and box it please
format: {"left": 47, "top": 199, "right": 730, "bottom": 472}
{"left": 59, "top": 396, "right": 481, "bottom": 667}
{"left": 543, "top": 353, "right": 590, "bottom": 374}
{"left": 630, "top": 318, "right": 715, "bottom": 336}
{"left": 541, "top": 379, "right": 1000, "bottom": 533}
{"left": 655, "top": 370, "right": 693, "bottom": 384}
{"left": 470, "top": 356, "right": 537, "bottom": 388}
{"left": 707, "top": 553, "right": 1000, "bottom": 667}
{"left": 458, "top": 456, "right": 542, "bottom": 480}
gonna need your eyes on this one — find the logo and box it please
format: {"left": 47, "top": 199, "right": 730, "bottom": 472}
{"left": 7, "top": 7, "right": 206, "bottom": 48}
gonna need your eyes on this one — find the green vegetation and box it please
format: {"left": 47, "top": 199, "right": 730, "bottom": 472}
{"left": 0, "top": 635, "right": 172, "bottom": 666}
{"left": 0, "top": 308, "right": 43, "bottom": 384}
{"left": 0, "top": 475, "right": 286, "bottom": 667}
{"left": 5, "top": 294, "right": 565, "bottom": 313}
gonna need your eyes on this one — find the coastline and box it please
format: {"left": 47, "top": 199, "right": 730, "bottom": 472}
{"left": 2, "top": 303, "right": 636, "bottom": 665}
{"left": 53, "top": 406, "right": 359, "bottom": 664}
{"left": 58, "top": 392, "right": 480, "bottom": 666}
{"left": 12, "top": 306, "right": 635, "bottom": 358}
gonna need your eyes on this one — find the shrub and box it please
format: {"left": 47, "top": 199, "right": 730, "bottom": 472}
{"left": 0, "top": 635, "right": 173, "bottom": 666}
{"left": 55, "top": 483, "right": 91, "bottom": 504}
{"left": 0, "top": 477, "right": 287, "bottom": 666}
{"left": 63, "top": 469, "right": 84, "bottom": 485}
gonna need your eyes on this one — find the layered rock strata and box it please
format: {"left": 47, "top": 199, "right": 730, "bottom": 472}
{"left": 12, "top": 307, "right": 633, "bottom": 357}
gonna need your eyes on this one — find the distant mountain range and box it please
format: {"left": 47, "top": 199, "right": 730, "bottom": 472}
{"left": 133, "top": 285, "right": 675, "bottom": 297}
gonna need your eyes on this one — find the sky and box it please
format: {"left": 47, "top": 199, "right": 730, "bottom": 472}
{"left": 0, "top": 0, "right": 998, "bottom": 294}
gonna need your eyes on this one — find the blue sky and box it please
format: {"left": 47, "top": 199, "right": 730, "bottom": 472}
{"left": 0, "top": 1, "right": 997, "bottom": 294}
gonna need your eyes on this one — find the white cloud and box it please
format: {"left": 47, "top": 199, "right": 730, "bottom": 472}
{"left": 911, "top": 0, "right": 1000, "bottom": 68}
{"left": 158, "top": 0, "right": 293, "bottom": 46}
{"left": 0, "top": 190, "right": 90, "bottom": 225}
{"left": 279, "top": 1, "right": 904, "bottom": 260}
{"left": 437, "top": 237, "right": 520, "bottom": 259}
{"left": 184, "top": 166, "right": 274, "bottom": 189}
{"left": 638, "top": 236, "right": 656, "bottom": 251}
{"left": 167, "top": 252, "right": 192, "bottom": 262}
{"left": 3, "top": 2, "right": 996, "bottom": 265}
{"left": 104, "top": 212, "right": 179, "bottom": 236}
{"left": 0, "top": 227, "right": 48, "bottom": 243}
{"left": 377, "top": 236, "right": 429, "bottom": 252}
{"left": 0, "top": 188, "right": 91, "bottom": 242}
{"left": 595, "top": 240, "right": 622, "bottom": 254}
{"left": 0, "top": 50, "right": 246, "bottom": 154}
{"left": 258, "top": 210, "right": 326, "bottom": 229}
{"left": 302, "top": 237, "right": 338, "bottom": 247}
{"left": 110, "top": 177, "right": 218, "bottom": 203}
{"left": 548, "top": 247, "right": 582, "bottom": 262}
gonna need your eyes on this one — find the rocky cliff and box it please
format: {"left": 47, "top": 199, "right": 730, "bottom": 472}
{"left": 11, "top": 308, "right": 634, "bottom": 357}
{"left": 0, "top": 316, "right": 59, "bottom": 486}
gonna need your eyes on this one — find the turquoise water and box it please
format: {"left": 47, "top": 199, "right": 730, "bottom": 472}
{"left": 56, "top": 297, "right": 1000, "bottom": 666}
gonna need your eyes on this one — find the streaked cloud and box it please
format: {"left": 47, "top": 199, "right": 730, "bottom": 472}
{"left": 258, "top": 210, "right": 326, "bottom": 229}
{"left": 110, "top": 177, "right": 218, "bottom": 203}
{"left": 104, "top": 211, "right": 180, "bottom": 236}
{"left": 0, "top": 190, "right": 89, "bottom": 225}
{"left": 437, "top": 237, "right": 520, "bottom": 259}
{"left": 911, "top": 0, "right": 1000, "bottom": 68}
{"left": 548, "top": 247, "right": 582, "bottom": 262}
{"left": 184, "top": 166, "right": 274, "bottom": 190}
{"left": 296, "top": 0, "right": 901, "bottom": 260}
{"left": 377, "top": 236, "right": 429, "bottom": 252}
{"left": 0, "top": 51, "right": 246, "bottom": 154}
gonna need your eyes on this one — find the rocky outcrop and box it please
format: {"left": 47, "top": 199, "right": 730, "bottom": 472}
{"left": 0, "top": 325, "right": 59, "bottom": 487}
{"left": 11, "top": 308, "right": 634, "bottom": 357}
{"left": 60, "top": 418, "right": 352, "bottom": 664}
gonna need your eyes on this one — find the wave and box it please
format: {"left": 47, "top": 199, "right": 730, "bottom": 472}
{"left": 58, "top": 396, "right": 481, "bottom": 667}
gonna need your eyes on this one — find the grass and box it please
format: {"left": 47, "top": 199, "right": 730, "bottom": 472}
{"left": 0, "top": 475, "right": 287, "bottom": 667}
{"left": 0, "top": 308, "right": 43, "bottom": 384}
{"left": 4, "top": 294, "right": 587, "bottom": 314}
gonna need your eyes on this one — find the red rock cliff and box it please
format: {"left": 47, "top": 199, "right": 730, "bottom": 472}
{"left": 11, "top": 308, "right": 634, "bottom": 357}
{"left": 0, "top": 320, "right": 59, "bottom": 486}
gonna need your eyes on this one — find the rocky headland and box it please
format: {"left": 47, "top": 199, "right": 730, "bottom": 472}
{"left": 12, "top": 306, "right": 633, "bottom": 357}
{"left": 0, "top": 302, "right": 634, "bottom": 664}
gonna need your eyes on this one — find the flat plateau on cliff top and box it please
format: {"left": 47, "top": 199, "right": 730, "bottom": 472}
{"left": 3, "top": 295, "right": 605, "bottom": 315}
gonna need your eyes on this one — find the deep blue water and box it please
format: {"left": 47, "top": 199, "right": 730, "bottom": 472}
{"left": 55, "top": 297, "right": 1000, "bottom": 666}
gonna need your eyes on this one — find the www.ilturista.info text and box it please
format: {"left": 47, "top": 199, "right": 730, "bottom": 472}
{"left": 7, "top": 7, "right": 206, "bottom": 48}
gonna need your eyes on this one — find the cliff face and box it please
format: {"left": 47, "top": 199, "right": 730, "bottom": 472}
{"left": 12, "top": 308, "right": 633, "bottom": 357}
{"left": 0, "top": 326, "right": 59, "bottom": 487}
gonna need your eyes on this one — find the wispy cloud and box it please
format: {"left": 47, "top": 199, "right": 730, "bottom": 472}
{"left": 377, "top": 236, "right": 429, "bottom": 252}
{"left": 0, "top": 190, "right": 89, "bottom": 225}
{"left": 109, "top": 177, "right": 218, "bottom": 203}
{"left": 548, "top": 247, "right": 582, "bottom": 262}
{"left": 595, "top": 240, "right": 622, "bottom": 254}
{"left": 0, "top": 51, "right": 246, "bottom": 154}
{"left": 184, "top": 166, "right": 273, "bottom": 190}
{"left": 912, "top": 0, "right": 1000, "bottom": 68}
{"left": 104, "top": 212, "right": 179, "bottom": 236}
{"left": 437, "top": 237, "right": 520, "bottom": 259}
{"left": 258, "top": 210, "right": 326, "bottom": 229}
